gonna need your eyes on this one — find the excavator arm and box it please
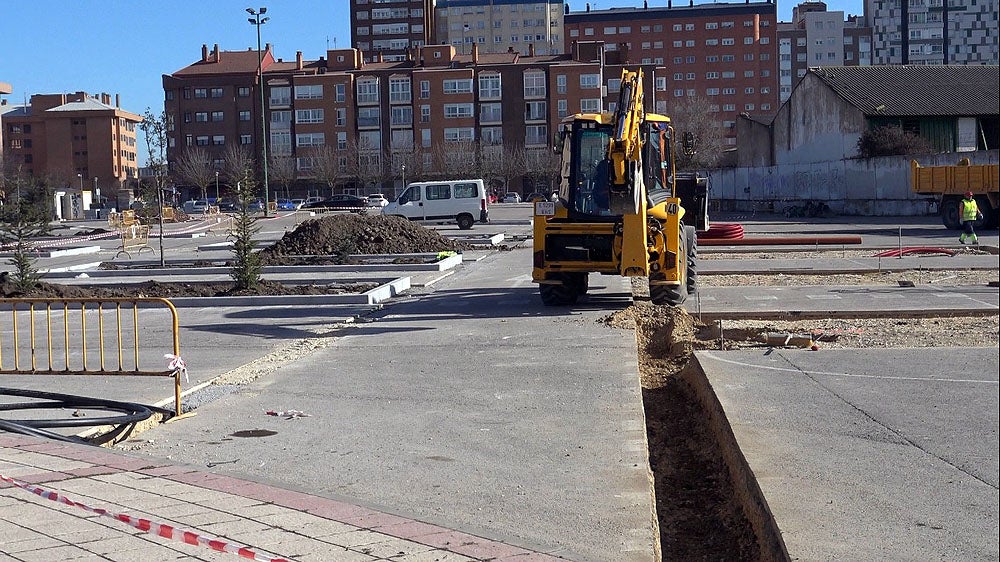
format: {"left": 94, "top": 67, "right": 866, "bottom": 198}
{"left": 607, "top": 68, "right": 645, "bottom": 199}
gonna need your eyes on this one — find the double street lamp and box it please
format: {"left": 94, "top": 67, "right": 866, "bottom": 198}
{"left": 247, "top": 6, "right": 270, "bottom": 216}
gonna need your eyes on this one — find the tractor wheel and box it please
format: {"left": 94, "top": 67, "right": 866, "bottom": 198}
{"left": 649, "top": 273, "right": 687, "bottom": 306}
{"left": 540, "top": 277, "right": 579, "bottom": 306}
{"left": 564, "top": 272, "right": 589, "bottom": 295}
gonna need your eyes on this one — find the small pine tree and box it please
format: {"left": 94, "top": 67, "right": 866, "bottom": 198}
{"left": 857, "top": 125, "right": 936, "bottom": 158}
{"left": 229, "top": 178, "right": 262, "bottom": 291}
{"left": 0, "top": 175, "right": 52, "bottom": 294}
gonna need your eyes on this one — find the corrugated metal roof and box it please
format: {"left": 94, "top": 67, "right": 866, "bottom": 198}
{"left": 809, "top": 65, "right": 1000, "bottom": 117}
{"left": 46, "top": 97, "right": 117, "bottom": 112}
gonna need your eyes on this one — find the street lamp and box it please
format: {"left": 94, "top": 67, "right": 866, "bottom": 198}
{"left": 93, "top": 177, "right": 99, "bottom": 203}
{"left": 247, "top": 6, "right": 270, "bottom": 216}
{"left": 215, "top": 171, "right": 220, "bottom": 202}
{"left": 401, "top": 164, "right": 406, "bottom": 198}
{"left": 77, "top": 173, "right": 83, "bottom": 191}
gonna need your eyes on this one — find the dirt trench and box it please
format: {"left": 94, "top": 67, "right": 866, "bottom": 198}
{"left": 602, "top": 303, "right": 786, "bottom": 561}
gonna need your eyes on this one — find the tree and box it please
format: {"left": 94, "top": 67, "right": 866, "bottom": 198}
{"left": 310, "top": 146, "right": 347, "bottom": 197}
{"left": 172, "top": 147, "right": 214, "bottom": 200}
{"left": 857, "top": 125, "right": 935, "bottom": 158}
{"left": 667, "top": 96, "right": 725, "bottom": 170}
{"left": 229, "top": 177, "right": 263, "bottom": 291}
{"left": 344, "top": 136, "right": 387, "bottom": 193}
{"left": 139, "top": 109, "right": 170, "bottom": 266}
{"left": 522, "top": 147, "right": 561, "bottom": 194}
{"left": 0, "top": 169, "right": 53, "bottom": 294}
{"left": 433, "top": 139, "right": 480, "bottom": 179}
{"left": 269, "top": 152, "right": 298, "bottom": 200}
{"left": 480, "top": 144, "right": 525, "bottom": 194}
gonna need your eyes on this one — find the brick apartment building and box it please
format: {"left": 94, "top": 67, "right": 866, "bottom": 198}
{"left": 163, "top": 41, "right": 663, "bottom": 197}
{"left": 0, "top": 91, "right": 141, "bottom": 204}
{"left": 564, "top": 0, "right": 779, "bottom": 146}
{"left": 777, "top": 1, "right": 872, "bottom": 102}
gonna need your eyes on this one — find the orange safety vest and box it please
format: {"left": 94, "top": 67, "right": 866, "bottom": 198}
{"left": 961, "top": 198, "right": 979, "bottom": 222}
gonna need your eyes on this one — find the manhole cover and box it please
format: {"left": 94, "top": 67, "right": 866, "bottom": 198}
{"left": 230, "top": 429, "right": 277, "bottom": 438}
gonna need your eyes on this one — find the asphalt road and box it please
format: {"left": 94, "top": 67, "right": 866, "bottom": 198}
{"left": 3, "top": 208, "right": 999, "bottom": 561}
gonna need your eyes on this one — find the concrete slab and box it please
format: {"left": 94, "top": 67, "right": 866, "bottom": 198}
{"left": 695, "top": 347, "right": 999, "bottom": 561}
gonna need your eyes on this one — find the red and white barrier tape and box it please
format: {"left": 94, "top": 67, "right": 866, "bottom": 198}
{"left": 0, "top": 472, "right": 291, "bottom": 562}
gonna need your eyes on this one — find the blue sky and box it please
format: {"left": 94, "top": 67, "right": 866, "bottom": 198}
{"left": 2, "top": 0, "right": 863, "bottom": 163}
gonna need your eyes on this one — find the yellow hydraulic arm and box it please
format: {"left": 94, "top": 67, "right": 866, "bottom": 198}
{"left": 608, "top": 68, "right": 645, "bottom": 197}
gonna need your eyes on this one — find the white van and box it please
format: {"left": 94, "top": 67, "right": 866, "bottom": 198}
{"left": 382, "top": 179, "right": 489, "bottom": 229}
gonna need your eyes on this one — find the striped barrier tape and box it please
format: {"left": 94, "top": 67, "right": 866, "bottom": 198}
{"left": 0, "top": 472, "right": 291, "bottom": 562}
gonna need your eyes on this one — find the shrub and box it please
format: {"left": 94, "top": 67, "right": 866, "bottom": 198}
{"left": 857, "top": 125, "right": 935, "bottom": 158}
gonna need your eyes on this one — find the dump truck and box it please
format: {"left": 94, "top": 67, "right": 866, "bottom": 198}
{"left": 531, "top": 68, "right": 708, "bottom": 306}
{"left": 911, "top": 158, "right": 999, "bottom": 230}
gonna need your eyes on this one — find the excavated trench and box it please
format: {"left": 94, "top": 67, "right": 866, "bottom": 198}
{"left": 603, "top": 303, "right": 788, "bottom": 561}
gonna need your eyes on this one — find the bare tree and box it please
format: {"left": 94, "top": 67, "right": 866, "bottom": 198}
{"left": 172, "top": 147, "right": 214, "bottom": 200}
{"left": 481, "top": 143, "right": 526, "bottom": 194}
{"left": 221, "top": 144, "right": 256, "bottom": 190}
{"left": 344, "top": 136, "right": 387, "bottom": 194}
{"left": 433, "top": 139, "right": 480, "bottom": 179}
{"left": 667, "top": 96, "right": 725, "bottom": 170}
{"left": 310, "top": 146, "right": 347, "bottom": 197}
{"left": 139, "top": 109, "right": 170, "bottom": 266}
{"left": 522, "top": 147, "right": 561, "bottom": 194}
{"left": 269, "top": 152, "right": 298, "bottom": 200}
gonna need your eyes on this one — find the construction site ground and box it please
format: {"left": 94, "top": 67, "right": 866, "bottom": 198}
{"left": 2, "top": 209, "right": 998, "bottom": 561}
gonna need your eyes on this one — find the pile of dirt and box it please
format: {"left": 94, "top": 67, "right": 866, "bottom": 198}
{"left": 261, "top": 215, "right": 472, "bottom": 265}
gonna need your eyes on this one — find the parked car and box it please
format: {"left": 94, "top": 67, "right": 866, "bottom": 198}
{"left": 183, "top": 199, "right": 210, "bottom": 213}
{"left": 291, "top": 198, "right": 306, "bottom": 209}
{"left": 275, "top": 199, "right": 297, "bottom": 211}
{"left": 247, "top": 200, "right": 265, "bottom": 213}
{"left": 525, "top": 192, "right": 548, "bottom": 203}
{"left": 366, "top": 193, "right": 389, "bottom": 207}
{"left": 502, "top": 192, "right": 522, "bottom": 203}
{"left": 301, "top": 194, "right": 369, "bottom": 212}
{"left": 216, "top": 199, "right": 239, "bottom": 212}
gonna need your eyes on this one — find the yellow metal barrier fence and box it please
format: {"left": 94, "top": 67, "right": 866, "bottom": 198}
{"left": 116, "top": 224, "right": 154, "bottom": 259}
{"left": 0, "top": 297, "right": 183, "bottom": 416}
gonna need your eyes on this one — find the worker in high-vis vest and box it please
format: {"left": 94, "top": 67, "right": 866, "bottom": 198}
{"left": 959, "top": 191, "right": 983, "bottom": 245}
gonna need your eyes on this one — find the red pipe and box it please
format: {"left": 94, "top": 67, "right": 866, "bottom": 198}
{"left": 874, "top": 247, "right": 956, "bottom": 257}
{"left": 698, "top": 235, "right": 863, "bottom": 246}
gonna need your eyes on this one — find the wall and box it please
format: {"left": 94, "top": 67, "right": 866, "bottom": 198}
{"left": 772, "top": 72, "right": 867, "bottom": 165}
{"left": 705, "top": 149, "right": 1000, "bottom": 216}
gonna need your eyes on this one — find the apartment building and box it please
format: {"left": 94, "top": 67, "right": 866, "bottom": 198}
{"left": 865, "top": 0, "right": 998, "bottom": 64}
{"left": 564, "top": 1, "right": 779, "bottom": 145}
{"left": 0, "top": 81, "right": 12, "bottom": 161}
{"left": 0, "top": 91, "right": 140, "bottom": 193}
{"left": 777, "top": 2, "right": 872, "bottom": 102}
{"left": 163, "top": 41, "right": 661, "bottom": 195}
{"left": 351, "top": 0, "right": 436, "bottom": 63}
{"left": 435, "top": 0, "right": 565, "bottom": 56}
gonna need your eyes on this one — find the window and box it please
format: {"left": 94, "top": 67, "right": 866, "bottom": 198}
{"left": 580, "top": 98, "right": 601, "bottom": 112}
{"left": 706, "top": 39, "right": 719, "bottom": 46}
{"left": 196, "top": 135, "right": 209, "bottom": 146}
{"left": 296, "top": 109, "right": 324, "bottom": 124}
{"left": 389, "top": 77, "right": 411, "bottom": 103}
{"left": 210, "top": 87, "right": 224, "bottom": 98}
{"left": 580, "top": 74, "right": 600, "bottom": 88}
{"left": 607, "top": 78, "right": 621, "bottom": 91}
{"left": 194, "top": 88, "right": 207, "bottom": 98}
{"left": 722, "top": 38, "right": 735, "bottom": 45}
{"left": 357, "top": 107, "right": 380, "bottom": 127}
{"left": 722, "top": 88, "right": 736, "bottom": 95}
{"left": 745, "top": 87, "right": 754, "bottom": 94}
{"left": 211, "top": 111, "right": 224, "bottom": 122}
{"left": 479, "top": 73, "right": 501, "bottom": 99}
{"left": 269, "top": 86, "right": 291, "bottom": 106}
{"left": 525, "top": 100, "right": 546, "bottom": 120}
{"left": 295, "top": 84, "right": 323, "bottom": 99}
{"left": 239, "top": 110, "right": 251, "bottom": 122}
{"left": 336, "top": 108, "right": 347, "bottom": 126}
{"left": 655, "top": 77, "right": 666, "bottom": 91}
{"left": 195, "top": 112, "right": 208, "bottom": 122}
{"left": 481, "top": 127, "right": 503, "bottom": 145}
{"left": 296, "top": 133, "right": 325, "bottom": 147}
{"left": 524, "top": 71, "right": 546, "bottom": 97}
{"left": 444, "top": 103, "right": 474, "bottom": 118}
{"left": 556, "top": 74, "right": 567, "bottom": 94}
{"left": 390, "top": 129, "right": 413, "bottom": 149}
{"left": 744, "top": 104, "right": 755, "bottom": 111}
{"left": 427, "top": 184, "right": 452, "bottom": 200}
{"left": 357, "top": 78, "right": 379, "bottom": 104}
{"left": 391, "top": 106, "right": 412, "bottom": 126}
{"left": 443, "top": 127, "right": 474, "bottom": 142}
{"left": 335, "top": 84, "right": 346, "bottom": 103}
{"left": 421, "top": 129, "right": 431, "bottom": 147}
{"left": 240, "top": 134, "right": 252, "bottom": 145}
{"left": 271, "top": 110, "right": 291, "bottom": 126}
{"left": 420, "top": 105, "right": 430, "bottom": 123}
{"left": 524, "top": 125, "right": 547, "bottom": 146}
{"left": 706, "top": 72, "right": 719, "bottom": 79}
{"left": 337, "top": 132, "right": 347, "bottom": 150}
{"left": 557, "top": 99, "right": 568, "bottom": 117}
{"left": 706, "top": 22, "right": 718, "bottom": 29}
{"left": 238, "top": 87, "right": 250, "bottom": 97}
{"left": 443, "top": 79, "right": 473, "bottom": 94}
{"left": 480, "top": 102, "right": 502, "bottom": 122}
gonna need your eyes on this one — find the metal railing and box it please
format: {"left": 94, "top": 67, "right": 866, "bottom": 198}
{"left": 0, "top": 297, "right": 184, "bottom": 416}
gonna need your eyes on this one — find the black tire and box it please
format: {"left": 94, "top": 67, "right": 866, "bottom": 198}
{"left": 565, "top": 272, "right": 589, "bottom": 295}
{"left": 456, "top": 213, "right": 475, "bottom": 230}
{"left": 540, "top": 281, "right": 578, "bottom": 306}
{"left": 649, "top": 273, "right": 687, "bottom": 306}
{"left": 973, "top": 195, "right": 995, "bottom": 230}
{"left": 940, "top": 198, "right": 962, "bottom": 230}
{"left": 684, "top": 225, "right": 698, "bottom": 296}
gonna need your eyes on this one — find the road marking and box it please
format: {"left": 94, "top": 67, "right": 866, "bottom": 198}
{"left": 743, "top": 295, "right": 778, "bottom": 300}
{"left": 933, "top": 293, "right": 971, "bottom": 299}
{"left": 871, "top": 294, "right": 904, "bottom": 299}
{"left": 805, "top": 294, "right": 842, "bottom": 300}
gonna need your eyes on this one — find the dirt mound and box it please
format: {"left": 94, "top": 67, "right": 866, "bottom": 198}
{"left": 261, "top": 215, "right": 471, "bottom": 265}
{"left": 601, "top": 302, "right": 701, "bottom": 388}
{"left": 0, "top": 278, "right": 378, "bottom": 299}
